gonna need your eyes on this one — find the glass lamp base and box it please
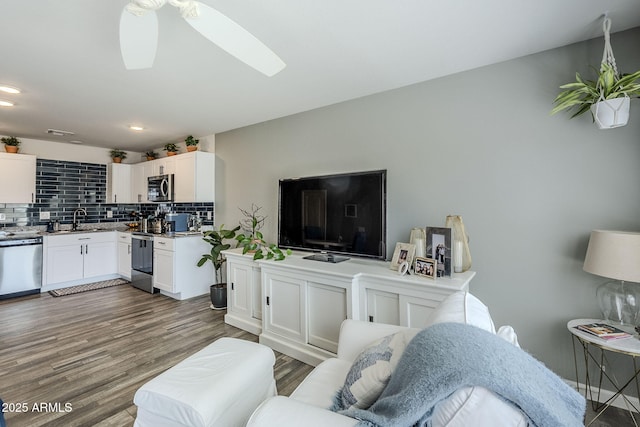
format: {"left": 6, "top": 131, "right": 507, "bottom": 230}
{"left": 596, "top": 280, "right": 640, "bottom": 325}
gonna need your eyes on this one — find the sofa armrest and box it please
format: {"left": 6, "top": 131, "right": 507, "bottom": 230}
{"left": 337, "top": 319, "right": 418, "bottom": 362}
{"left": 247, "top": 396, "right": 358, "bottom": 427}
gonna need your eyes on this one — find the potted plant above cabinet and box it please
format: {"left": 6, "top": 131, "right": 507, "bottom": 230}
{"left": 1, "top": 136, "right": 21, "bottom": 153}
{"left": 185, "top": 135, "right": 199, "bottom": 152}
{"left": 109, "top": 149, "right": 127, "bottom": 163}
{"left": 145, "top": 151, "right": 157, "bottom": 161}
{"left": 164, "top": 143, "right": 178, "bottom": 156}
{"left": 197, "top": 224, "right": 241, "bottom": 310}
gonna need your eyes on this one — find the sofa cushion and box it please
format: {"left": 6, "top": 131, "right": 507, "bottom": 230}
{"left": 332, "top": 329, "right": 418, "bottom": 411}
{"left": 425, "top": 291, "right": 495, "bottom": 333}
{"left": 291, "top": 358, "right": 352, "bottom": 409}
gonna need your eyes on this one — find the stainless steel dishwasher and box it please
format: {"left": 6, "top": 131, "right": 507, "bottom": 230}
{"left": 0, "top": 234, "right": 43, "bottom": 299}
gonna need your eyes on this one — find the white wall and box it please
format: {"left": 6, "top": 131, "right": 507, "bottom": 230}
{"left": 215, "top": 27, "right": 640, "bottom": 382}
{"left": 14, "top": 137, "right": 143, "bottom": 163}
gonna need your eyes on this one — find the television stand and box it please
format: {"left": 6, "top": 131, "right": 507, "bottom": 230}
{"left": 303, "top": 253, "right": 350, "bottom": 263}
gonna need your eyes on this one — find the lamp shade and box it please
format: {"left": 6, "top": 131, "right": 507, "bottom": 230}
{"left": 583, "top": 230, "right": 640, "bottom": 283}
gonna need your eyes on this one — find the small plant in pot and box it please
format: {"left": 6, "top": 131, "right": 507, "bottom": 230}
{"left": 163, "top": 143, "right": 178, "bottom": 156}
{"left": 185, "top": 135, "right": 199, "bottom": 152}
{"left": 145, "top": 151, "right": 157, "bottom": 161}
{"left": 197, "top": 224, "right": 241, "bottom": 310}
{"left": 1, "top": 136, "right": 21, "bottom": 153}
{"left": 235, "top": 204, "right": 291, "bottom": 261}
{"left": 109, "top": 149, "right": 127, "bottom": 163}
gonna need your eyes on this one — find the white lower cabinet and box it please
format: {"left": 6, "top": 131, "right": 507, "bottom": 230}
{"left": 224, "top": 253, "right": 263, "bottom": 334}
{"left": 117, "top": 232, "right": 132, "bottom": 279}
{"left": 263, "top": 271, "right": 306, "bottom": 343}
{"left": 365, "top": 289, "right": 400, "bottom": 325}
{"left": 43, "top": 232, "right": 118, "bottom": 289}
{"left": 307, "top": 282, "right": 347, "bottom": 353}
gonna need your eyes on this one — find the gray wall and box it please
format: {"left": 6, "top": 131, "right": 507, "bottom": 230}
{"left": 215, "top": 28, "right": 640, "bottom": 382}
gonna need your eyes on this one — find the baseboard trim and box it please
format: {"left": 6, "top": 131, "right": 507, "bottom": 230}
{"left": 565, "top": 378, "right": 640, "bottom": 412}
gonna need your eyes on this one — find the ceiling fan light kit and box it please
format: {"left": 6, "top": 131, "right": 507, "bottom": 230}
{"left": 120, "top": 0, "right": 285, "bottom": 76}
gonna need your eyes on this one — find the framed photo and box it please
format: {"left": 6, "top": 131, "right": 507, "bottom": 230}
{"left": 390, "top": 242, "right": 416, "bottom": 271}
{"left": 414, "top": 257, "right": 436, "bottom": 279}
{"left": 426, "top": 227, "right": 452, "bottom": 277}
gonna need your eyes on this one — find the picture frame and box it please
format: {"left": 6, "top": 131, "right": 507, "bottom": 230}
{"left": 414, "top": 257, "right": 436, "bottom": 279}
{"left": 390, "top": 242, "right": 416, "bottom": 271}
{"left": 425, "top": 226, "right": 452, "bottom": 277}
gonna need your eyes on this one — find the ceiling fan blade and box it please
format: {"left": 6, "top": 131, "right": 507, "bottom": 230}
{"left": 184, "top": 2, "right": 286, "bottom": 77}
{"left": 119, "top": 6, "right": 159, "bottom": 70}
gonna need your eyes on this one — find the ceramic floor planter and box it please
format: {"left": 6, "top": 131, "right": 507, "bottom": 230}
{"left": 590, "top": 97, "right": 630, "bottom": 129}
{"left": 210, "top": 283, "right": 227, "bottom": 310}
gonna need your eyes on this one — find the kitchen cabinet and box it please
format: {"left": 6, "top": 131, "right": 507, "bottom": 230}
{"left": 224, "top": 252, "right": 262, "bottom": 334}
{"left": 117, "top": 232, "right": 132, "bottom": 279}
{"left": 131, "top": 161, "right": 155, "bottom": 203}
{"left": 153, "top": 156, "right": 175, "bottom": 176}
{"left": 107, "top": 163, "right": 132, "bottom": 203}
{"left": 43, "top": 231, "right": 118, "bottom": 288}
{"left": 152, "top": 235, "right": 213, "bottom": 300}
{"left": 0, "top": 152, "right": 36, "bottom": 203}
{"left": 174, "top": 151, "right": 215, "bottom": 202}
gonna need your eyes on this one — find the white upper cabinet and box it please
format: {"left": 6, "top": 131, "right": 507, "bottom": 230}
{"left": 174, "top": 151, "right": 215, "bottom": 202}
{"left": 107, "top": 163, "right": 133, "bottom": 204}
{"left": 0, "top": 152, "right": 36, "bottom": 203}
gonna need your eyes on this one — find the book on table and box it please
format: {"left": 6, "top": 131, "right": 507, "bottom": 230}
{"left": 576, "top": 322, "right": 632, "bottom": 340}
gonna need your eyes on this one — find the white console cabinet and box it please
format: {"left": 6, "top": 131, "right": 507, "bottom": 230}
{"left": 223, "top": 249, "right": 474, "bottom": 366}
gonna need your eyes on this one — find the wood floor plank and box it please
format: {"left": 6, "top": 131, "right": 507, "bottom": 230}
{"left": 0, "top": 285, "right": 312, "bottom": 427}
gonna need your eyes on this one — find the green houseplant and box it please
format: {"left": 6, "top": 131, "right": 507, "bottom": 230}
{"left": 163, "top": 143, "right": 178, "bottom": 156}
{"left": 109, "top": 149, "right": 127, "bottom": 163}
{"left": 144, "top": 151, "right": 157, "bottom": 161}
{"left": 1, "top": 136, "right": 21, "bottom": 153}
{"left": 197, "top": 224, "right": 241, "bottom": 309}
{"left": 185, "top": 135, "right": 199, "bottom": 152}
{"left": 235, "top": 204, "right": 291, "bottom": 261}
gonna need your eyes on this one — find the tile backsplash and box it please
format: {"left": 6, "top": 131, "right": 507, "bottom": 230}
{"left": 0, "top": 159, "right": 214, "bottom": 228}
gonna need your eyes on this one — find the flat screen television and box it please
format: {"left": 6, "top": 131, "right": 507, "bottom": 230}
{"left": 278, "top": 170, "right": 386, "bottom": 260}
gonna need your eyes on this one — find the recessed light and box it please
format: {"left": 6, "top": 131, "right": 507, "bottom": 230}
{"left": 47, "top": 128, "right": 75, "bottom": 136}
{"left": 0, "top": 100, "right": 14, "bottom": 107}
{"left": 129, "top": 125, "right": 144, "bottom": 131}
{"left": 0, "top": 86, "right": 20, "bottom": 94}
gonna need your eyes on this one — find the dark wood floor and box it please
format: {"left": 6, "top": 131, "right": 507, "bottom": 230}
{"left": 0, "top": 285, "right": 313, "bottom": 427}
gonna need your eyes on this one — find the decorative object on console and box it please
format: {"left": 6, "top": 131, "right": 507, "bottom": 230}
{"left": 409, "top": 227, "right": 426, "bottom": 258}
{"left": 144, "top": 151, "right": 157, "bottom": 160}
{"left": 163, "top": 143, "right": 179, "bottom": 156}
{"left": 185, "top": 135, "right": 199, "bottom": 152}
{"left": 583, "top": 229, "right": 640, "bottom": 325}
{"left": 414, "top": 257, "right": 436, "bottom": 279}
{"left": 198, "top": 224, "right": 241, "bottom": 310}
{"left": 1, "top": 136, "right": 21, "bottom": 153}
{"left": 109, "top": 149, "right": 127, "bottom": 163}
{"left": 551, "top": 16, "right": 640, "bottom": 129}
{"left": 445, "top": 215, "right": 472, "bottom": 273}
{"left": 426, "top": 227, "right": 452, "bottom": 277}
{"left": 390, "top": 242, "right": 415, "bottom": 271}
{"left": 235, "top": 204, "right": 291, "bottom": 261}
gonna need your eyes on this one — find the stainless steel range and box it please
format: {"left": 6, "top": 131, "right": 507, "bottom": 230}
{"left": 131, "top": 233, "right": 156, "bottom": 294}
{"left": 0, "top": 233, "right": 43, "bottom": 299}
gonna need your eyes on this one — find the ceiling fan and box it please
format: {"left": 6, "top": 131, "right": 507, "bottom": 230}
{"left": 119, "top": 0, "right": 286, "bottom": 76}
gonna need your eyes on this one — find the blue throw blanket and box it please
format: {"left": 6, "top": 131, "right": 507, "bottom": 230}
{"left": 338, "top": 322, "right": 585, "bottom": 427}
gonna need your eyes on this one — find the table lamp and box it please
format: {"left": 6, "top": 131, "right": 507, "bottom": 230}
{"left": 583, "top": 230, "right": 640, "bottom": 325}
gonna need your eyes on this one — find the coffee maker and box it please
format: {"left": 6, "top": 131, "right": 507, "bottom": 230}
{"left": 165, "top": 213, "right": 190, "bottom": 232}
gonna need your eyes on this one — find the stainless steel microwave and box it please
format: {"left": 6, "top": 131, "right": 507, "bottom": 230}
{"left": 148, "top": 174, "right": 174, "bottom": 202}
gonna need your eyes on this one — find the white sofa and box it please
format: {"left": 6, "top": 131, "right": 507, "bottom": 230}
{"left": 247, "top": 291, "right": 528, "bottom": 427}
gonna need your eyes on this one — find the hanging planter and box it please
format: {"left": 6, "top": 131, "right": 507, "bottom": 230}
{"left": 551, "top": 16, "right": 640, "bottom": 129}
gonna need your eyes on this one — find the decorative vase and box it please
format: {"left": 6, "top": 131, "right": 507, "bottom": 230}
{"left": 167, "top": 151, "right": 177, "bottom": 156}
{"left": 591, "top": 97, "right": 630, "bottom": 129}
{"left": 444, "top": 215, "right": 472, "bottom": 273}
{"left": 210, "top": 283, "right": 227, "bottom": 310}
{"left": 187, "top": 146, "right": 197, "bottom": 152}
{"left": 4, "top": 145, "right": 18, "bottom": 153}
{"left": 409, "top": 227, "right": 426, "bottom": 258}
{"left": 112, "top": 157, "right": 122, "bottom": 163}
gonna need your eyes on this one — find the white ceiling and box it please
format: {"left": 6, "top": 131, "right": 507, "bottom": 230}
{"left": 1, "top": 1, "right": 639, "bottom": 152}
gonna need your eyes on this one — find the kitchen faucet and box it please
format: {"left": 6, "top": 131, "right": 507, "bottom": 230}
{"left": 73, "top": 208, "right": 87, "bottom": 231}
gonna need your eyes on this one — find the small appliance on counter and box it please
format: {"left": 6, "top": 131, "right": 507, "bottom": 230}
{"left": 165, "top": 213, "right": 190, "bottom": 232}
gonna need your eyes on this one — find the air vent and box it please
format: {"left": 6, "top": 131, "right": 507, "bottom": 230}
{"left": 47, "top": 129, "right": 75, "bottom": 137}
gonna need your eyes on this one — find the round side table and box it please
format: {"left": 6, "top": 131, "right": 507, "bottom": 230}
{"left": 567, "top": 318, "right": 640, "bottom": 426}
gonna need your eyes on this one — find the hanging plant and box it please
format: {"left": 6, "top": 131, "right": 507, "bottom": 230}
{"left": 551, "top": 17, "right": 640, "bottom": 129}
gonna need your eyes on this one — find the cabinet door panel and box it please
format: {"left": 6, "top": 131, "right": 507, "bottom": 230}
{"left": 251, "top": 266, "right": 262, "bottom": 320}
{"left": 0, "top": 154, "right": 36, "bottom": 203}
{"left": 366, "top": 289, "right": 400, "bottom": 325}
{"left": 229, "top": 262, "right": 251, "bottom": 316}
{"left": 46, "top": 245, "right": 84, "bottom": 284}
{"left": 307, "top": 282, "right": 347, "bottom": 353}
{"left": 118, "top": 242, "right": 132, "bottom": 278}
{"left": 264, "top": 273, "right": 306, "bottom": 342}
{"left": 153, "top": 249, "right": 175, "bottom": 292}
{"left": 84, "top": 241, "right": 117, "bottom": 278}
{"left": 400, "top": 295, "right": 440, "bottom": 328}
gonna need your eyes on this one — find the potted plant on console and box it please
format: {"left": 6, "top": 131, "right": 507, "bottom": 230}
{"left": 235, "top": 203, "right": 291, "bottom": 261}
{"left": 198, "top": 224, "right": 241, "bottom": 310}
{"left": 185, "top": 135, "right": 199, "bottom": 152}
{"left": 163, "top": 143, "right": 178, "bottom": 156}
{"left": 1, "top": 136, "right": 21, "bottom": 153}
{"left": 109, "top": 149, "right": 127, "bottom": 163}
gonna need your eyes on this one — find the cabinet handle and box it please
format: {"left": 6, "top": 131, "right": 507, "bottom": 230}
{"left": 158, "top": 241, "right": 166, "bottom": 245}
{"left": 369, "top": 316, "right": 374, "bottom": 322}
{"left": 86, "top": 244, "right": 88, "bottom": 254}
{"left": 266, "top": 296, "right": 270, "bottom": 306}
{"left": 80, "top": 245, "right": 83, "bottom": 255}
{"left": 231, "top": 282, "right": 234, "bottom": 290}
{"left": 114, "top": 194, "right": 117, "bottom": 203}
{"left": 128, "top": 244, "right": 131, "bottom": 254}
{"left": 31, "top": 193, "right": 34, "bottom": 203}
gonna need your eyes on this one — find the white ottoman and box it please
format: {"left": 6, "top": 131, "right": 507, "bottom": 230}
{"left": 133, "top": 337, "right": 277, "bottom": 427}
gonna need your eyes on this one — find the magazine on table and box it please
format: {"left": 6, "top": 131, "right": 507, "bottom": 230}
{"left": 575, "top": 322, "right": 632, "bottom": 340}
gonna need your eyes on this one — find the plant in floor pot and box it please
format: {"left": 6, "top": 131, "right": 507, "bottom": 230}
{"left": 197, "top": 224, "right": 241, "bottom": 310}
{"left": 185, "top": 135, "right": 199, "bottom": 152}
{"left": 235, "top": 204, "right": 291, "bottom": 261}
{"left": 109, "top": 149, "right": 127, "bottom": 163}
{"left": 1, "top": 136, "right": 21, "bottom": 153}
{"left": 163, "top": 143, "right": 178, "bottom": 156}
